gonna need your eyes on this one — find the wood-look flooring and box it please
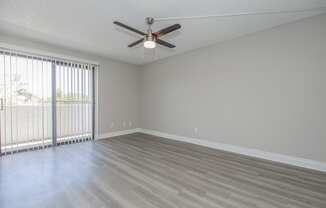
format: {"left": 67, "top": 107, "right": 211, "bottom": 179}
{"left": 0, "top": 133, "right": 326, "bottom": 208}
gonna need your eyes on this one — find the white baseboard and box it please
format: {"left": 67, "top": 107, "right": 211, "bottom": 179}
{"left": 138, "top": 128, "right": 326, "bottom": 172}
{"left": 97, "top": 128, "right": 141, "bottom": 140}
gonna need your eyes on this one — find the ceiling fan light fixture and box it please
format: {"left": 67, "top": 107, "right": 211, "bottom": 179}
{"left": 144, "top": 35, "right": 156, "bottom": 49}
{"left": 144, "top": 40, "right": 156, "bottom": 49}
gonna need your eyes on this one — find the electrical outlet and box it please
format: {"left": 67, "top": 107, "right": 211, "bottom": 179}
{"left": 110, "top": 122, "right": 115, "bottom": 128}
{"left": 123, "top": 121, "right": 126, "bottom": 127}
{"left": 194, "top": 128, "right": 198, "bottom": 134}
{"left": 128, "top": 121, "right": 132, "bottom": 127}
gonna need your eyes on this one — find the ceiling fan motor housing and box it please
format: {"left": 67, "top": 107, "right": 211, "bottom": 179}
{"left": 145, "top": 17, "right": 155, "bottom": 37}
{"left": 145, "top": 33, "right": 156, "bottom": 41}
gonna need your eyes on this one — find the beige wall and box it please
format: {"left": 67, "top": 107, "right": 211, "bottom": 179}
{"left": 140, "top": 14, "right": 326, "bottom": 162}
{"left": 0, "top": 34, "right": 141, "bottom": 135}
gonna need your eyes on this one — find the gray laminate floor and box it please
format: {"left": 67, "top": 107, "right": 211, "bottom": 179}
{"left": 0, "top": 133, "right": 326, "bottom": 208}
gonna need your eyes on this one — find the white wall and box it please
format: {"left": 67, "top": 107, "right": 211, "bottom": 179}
{"left": 0, "top": 34, "right": 141, "bottom": 136}
{"left": 140, "top": 14, "right": 326, "bottom": 163}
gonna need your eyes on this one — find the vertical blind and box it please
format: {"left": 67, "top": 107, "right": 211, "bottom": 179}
{"left": 0, "top": 48, "right": 96, "bottom": 155}
{"left": 56, "top": 62, "right": 94, "bottom": 144}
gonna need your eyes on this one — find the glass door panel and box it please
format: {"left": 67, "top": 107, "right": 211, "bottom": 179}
{"left": 0, "top": 53, "right": 52, "bottom": 154}
{"left": 56, "top": 63, "right": 93, "bottom": 144}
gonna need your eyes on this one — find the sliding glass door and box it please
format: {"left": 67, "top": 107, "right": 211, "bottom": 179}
{"left": 0, "top": 49, "right": 96, "bottom": 155}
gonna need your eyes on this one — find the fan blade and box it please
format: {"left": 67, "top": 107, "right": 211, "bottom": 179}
{"left": 128, "top": 38, "right": 144, "bottom": 47}
{"left": 155, "top": 24, "right": 181, "bottom": 37}
{"left": 113, "top": 21, "right": 146, "bottom": 36}
{"left": 156, "top": 39, "right": 176, "bottom": 48}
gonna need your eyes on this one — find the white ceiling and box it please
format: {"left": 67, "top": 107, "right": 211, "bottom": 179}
{"left": 0, "top": 0, "right": 325, "bottom": 65}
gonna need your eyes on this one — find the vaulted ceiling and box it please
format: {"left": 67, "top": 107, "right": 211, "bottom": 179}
{"left": 0, "top": 0, "right": 325, "bottom": 65}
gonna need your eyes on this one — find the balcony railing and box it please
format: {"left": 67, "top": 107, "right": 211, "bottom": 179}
{"left": 1, "top": 103, "right": 92, "bottom": 154}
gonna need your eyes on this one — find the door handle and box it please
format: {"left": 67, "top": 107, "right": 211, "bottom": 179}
{"left": 0, "top": 98, "right": 4, "bottom": 111}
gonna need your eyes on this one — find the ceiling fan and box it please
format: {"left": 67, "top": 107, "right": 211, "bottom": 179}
{"left": 113, "top": 17, "right": 181, "bottom": 49}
